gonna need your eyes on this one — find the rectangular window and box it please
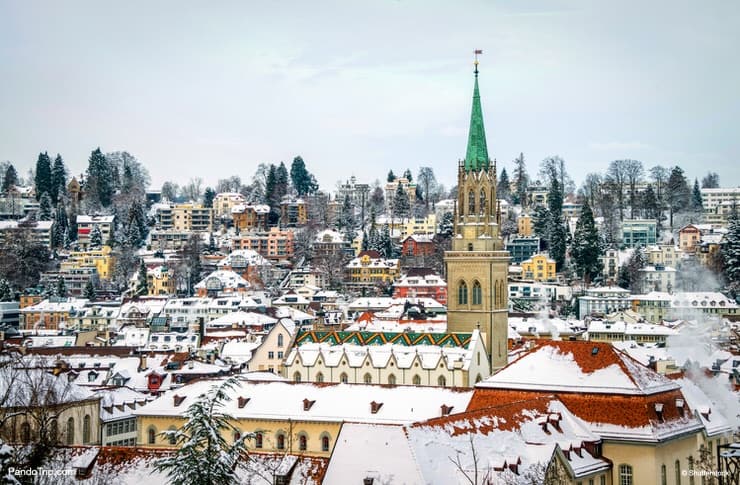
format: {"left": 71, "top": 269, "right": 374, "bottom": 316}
{"left": 268, "top": 351, "right": 274, "bottom": 359}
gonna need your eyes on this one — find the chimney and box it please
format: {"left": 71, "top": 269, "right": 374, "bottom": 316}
{"left": 440, "top": 404, "right": 454, "bottom": 416}
{"left": 238, "top": 396, "right": 250, "bottom": 408}
{"left": 370, "top": 401, "right": 383, "bottom": 414}
{"left": 138, "top": 354, "right": 148, "bottom": 372}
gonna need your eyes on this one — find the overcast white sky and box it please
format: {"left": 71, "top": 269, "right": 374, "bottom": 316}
{"left": 1, "top": 0, "right": 738, "bottom": 193}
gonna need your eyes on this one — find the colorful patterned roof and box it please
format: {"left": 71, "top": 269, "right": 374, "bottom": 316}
{"left": 295, "top": 331, "right": 472, "bottom": 348}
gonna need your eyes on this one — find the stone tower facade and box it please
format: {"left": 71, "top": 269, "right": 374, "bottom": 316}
{"left": 444, "top": 61, "right": 510, "bottom": 373}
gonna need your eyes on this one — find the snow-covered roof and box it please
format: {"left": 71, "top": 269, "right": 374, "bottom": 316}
{"left": 478, "top": 340, "right": 678, "bottom": 396}
{"left": 205, "top": 311, "right": 278, "bottom": 329}
{"left": 135, "top": 378, "right": 472, "bottom": 425}
{"left": 674, "top": 377, "right": 734, "bottom": 437}
{"left": 217, "top": 249, "right": 271, "bottom": 268}
{"left": 194, "top": 270, "right": 250, "bottom": 291}
{"left": 77, "top": 215, "right": 115, "bottom": 224}
{"left": 314, "top": 229, "right": 344, "bottom": 243}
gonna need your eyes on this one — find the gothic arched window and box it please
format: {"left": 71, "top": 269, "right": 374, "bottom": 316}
{"left": 468, "top": 190, "right": 476, "bottom": 215}
{"left": 458, "top": 281, "right": 468, "bottom": 305}
{"left": 472, "top": 281, "right": 482, "bottom": 305}
{"left": 479, "top": 189, "right": 486, "bottom": 214}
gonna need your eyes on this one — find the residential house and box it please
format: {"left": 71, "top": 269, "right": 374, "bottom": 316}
{"left": 392, "top": 268, "right": 447, "bottom": 305}
{"left": 520, "top": 253, "right": 556, "bottom": 282}
{"left": 620, "top": 219, "right": 657, "bottom": 248}
{"left": 76, "top": 215, "right": 115, "bottom": 248}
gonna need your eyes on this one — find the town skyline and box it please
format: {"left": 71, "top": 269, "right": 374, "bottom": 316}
{"left": 2, "top": 0, "right": 739, "bottom": 191}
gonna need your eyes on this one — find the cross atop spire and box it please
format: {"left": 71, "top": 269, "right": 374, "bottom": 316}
{"left": 465, "top": 50, "right": 490, "bottom": 172}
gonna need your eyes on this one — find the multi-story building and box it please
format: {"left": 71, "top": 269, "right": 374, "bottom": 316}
{"left": 145, "top": 265, "right": 176, "bottom": 296}
{"left": 577, "top": 287, "right": 632, "bottom": 319}
{"left": 600, "top": 248, "right": 619, "bottom": 282}
{"left": 60, "top": 245, "right": 115, "bottom": 280}
{"left": 345, "top": 250, "right": 400, "bottom": 286}
{"left": 150, "top": 230, "right": 192, "bottom": 251}
{"left": 646, "top": 244, "right": 680, "bottom": 267}
{"left": 700, "top": 187, "right": 740, "bottom": 211}
{"left": 213, "top": 192, "right": 246, "bottom": 220}
{"left": 337, "top": 176, "right": 370, "bottom": 208}
{"left": 280, "top": 197, "right": 308, "bottom": 227}
{"left": 520, "top": 253, "right": 556, "bottom": 282}
{"left": 587, "top": 320, "right": 678, "bottom": 344}
{"left": 678, "top": 223, "right": 701, "bottom": 253}
{"left": 516, "top": 213, "right": 532, "bottom": 236}
{"left": 400, "top": 234, "right": 435, "bottom": 257}
{"left": 76, "top": 215, "right": 115, "bottom": 248}
{"left": 172, "top": 203, "right": 213, "bottom": 232}
{"left": 313, "top": 229, "right": 352, "bottom": 259}
{"left": 505, "top": 236, "right": 540, "bottom": 264}
{"left": 0, "top": 220, "right": 53, "bottom": 248}
{"left": 392, "top": 268, "right": 447, "bottom": 304}
{"left": 231, "top": 203, "right": 269, "bottom": 232}
{"left": 375, "top": 214, "right": 437, "bottom": 240}
{"left": 637, "top": 264, "right": 677, "bottom": 294}
{"left": 620, "top": 219, "right": 657, "bottom": 248}
{"left": 19, "top": 297, "right": 89, "bottom": 330}
{"left": 631, "top": 291, "right": 739, "bottom": 323}
{"left": 232, "top": 227, "right": 294, "bottom": 262}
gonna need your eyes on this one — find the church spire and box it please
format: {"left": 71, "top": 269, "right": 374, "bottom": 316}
{"left": 464, "top": 51, "right": 490, "bottom": 172}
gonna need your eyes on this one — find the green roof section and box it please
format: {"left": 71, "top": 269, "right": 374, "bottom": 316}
{"left": 464, "top": 67, "right": 490, "bottom": 172}
{"left": 295, "top": 330, "right": 473, "bottom": 348}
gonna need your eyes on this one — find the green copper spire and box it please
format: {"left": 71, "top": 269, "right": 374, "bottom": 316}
{"left": 464, "top": 62, "right": 490, "bottom": 172}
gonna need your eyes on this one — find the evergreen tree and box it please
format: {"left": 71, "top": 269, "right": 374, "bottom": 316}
{"left": 34, "top": 152, "right": 52, "bottom": 201}
{"left": 125, "top": 221, "right": 141, "bottom": 249}
{"left": 55, "top": 277, "right": 67, "bottom": 298}
{"left": 721, "top": 209, "right": 740, "bottom": 295}
{"left": 136, "top": 259, "right": 148, "bottom": 296}
{"left": 416, "top": 167, "right": 437, "bottom": 212}
{"left": 380, "top": 224, "right": 395, "bottom": 258}
{"left": 38, "top": 192, "right": 52, "bottom": 220}
{"left": 361, "top": 230, "right": 369, "bottom": 251}
{"left": 2, "top": 164, "right": 18, "bottom": 193}
{"left": 571, "top": 200, "right": 601, "bottom": 285}
{"left": 546, "top": 168, "right": 566, "bottom": 270}
{"left": 89, "top": 224, "right": 103, "bottom": 248}
{"left": 276, "top": 162, "right": 289, "bottom": 196}
{"left": 439, "top": 212, "right": 454, "bottom": 236}
{"left": 641, "top": 184, "right": 660, "bottom": 220}
{"left": 338, "top": 195, "right": 355, "bottom": 232}
{"left": 203, "top": 187, "right": 216, "bottom": 208}
{"left": 85, "top": 147, "right": 114, "bottom": 209}
{"left": 153, "top": 378, "right": 251, "bottom": 485}
{"left": 83, "top": 279, "right": 96, "bottom": 300}
{"left": 691, "top": 178, "right": 703, "bottom": 211}
{"left": 0, "top": 278, "right": 12, "bottom": 301}
{"left": 496, "top": 167, "right": 512, "bottom": 202}
{"left": 666, "top": 166, "right": 690, "bottom": 228}
{"left": 290, "top": 156, "right": 318, "bottom": 195}
{"left": 531, "top": 205, "right": 550, "bottom": 248}
{"left": 392, "top": 183, "right": 410, "bottom": 220}
{"left": 387, "top": 170, "right": 396, "bottom": 183}
{"left": 50, "top": 154, "right": 67, "bottom": 205}
{"left": 619, "top": 246, "right": 647, "bottom": 292}
{"left": 512, "top": 152, "right": 529, "bottom": 206}
{"left": 403, "top": 168, "right": 413, "bottom": 182}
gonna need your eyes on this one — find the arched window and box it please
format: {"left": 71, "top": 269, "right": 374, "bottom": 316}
{"left": 438, "top": 375, "right": 447, "bottom": 387}
{"left": 387, "top": 374, "right": 396, "bottom": 385}
{"left": 255, "top": 432, "right": 263, "bottom": 449}
{"left": 458, "top": 281, "right": 468, "bottom": 305}
{"left": 277, "top": 334, "right": 284, "bottom": 347}
{"left": 340, "top": 372, "right": 348, "bottom": 384}
{"left": 316, "top": 372, "right": 324, "bottom": 383}
{"left": 688, "top": 456, "right": 695, "bottom": 485}
{"left": 20, "top": 422, "right": 31, "bottom": 443}
{"left": 475, "top": 374, "right": 482, "bottom": 383}
{"left": 276, "top": 433, "right": 285, "bottom": 450}
{"left": 675, "top": 460, "right": 680, "bottom": 485}
{"left": 234, "top": 431, "right": 241, "bottom": 442}
{"left": 83, "top": 415, "right": 91, "bottom": 444}
{"left": 619, "top": 464, "right": 633, "bottom": 485}
{"left": 168, "top": 426, "right": 177, "bottom": 445}
{"left": 321, "top": 434, "right": 330, "bottom": 452}
{"left": 147, "top": 426, "right": 156, "bottom": 445}
{"left": 468, "top": 190, "right": 476, "bottom": 215}
{"left": 472, "top": 281, "right": 482, "bottom": 305}
{"left": 479, "top": 189, "right": 486, "bottom": 214}
{"left": 299, "top": 434, "right": 307, "bottom": 451}
{"left": 293, "top": 372, "right": 301, "bottom": 383}
{"left": 363, "top": 373, "right": 372, "bottom": 384}
{"left": 660, "top": 464, "right": 667, "bottom": 485}
{"left": 66, "top": 418, "right": 75, "bottom": 445}
{"left": 412, "top": 375, "right": 421, "bottom": 385}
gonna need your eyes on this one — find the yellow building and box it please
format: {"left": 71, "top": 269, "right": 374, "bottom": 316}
{"left": 517, "top": 213, "right": 532, "bottom": 236}
{"left": 521, "top": 253, "right": 556, "bottom": 281}
{"left": 213, "top": 192, "right": 246, "bottom": 219}
{"left": 345, "top": 251, "right": 400, "bottom": 285}
{"left": 172, "top": 203, "right": 213, "bottom": 232}
{"left": 19, "top": 297, "right": 89, "bottom": 330}
{"left": 444, "top": 62, "right": 510, "bottom": 372}
{"left": 133, "top": 379, "right": 472, "bottom": 458}
{"left": 147, "top": 265, "right": 176, "bottom": 296}
{"left": 376, "top": 214, "right": 437, "bottom": 240}
{"left": 60, "top": 245, "right": 115, "bottom": 280}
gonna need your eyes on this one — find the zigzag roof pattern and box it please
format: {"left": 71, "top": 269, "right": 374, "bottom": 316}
{"left": 295, "top": 331, "right": 472, "bottom": 349}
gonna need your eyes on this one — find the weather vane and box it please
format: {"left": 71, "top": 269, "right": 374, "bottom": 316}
{"left": 474, "top": 49, "right": 482, "bottom": 74}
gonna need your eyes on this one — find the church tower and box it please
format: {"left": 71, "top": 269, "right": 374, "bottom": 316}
{"left": 444, "top": 57, "right": 510, "bottom": 372}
